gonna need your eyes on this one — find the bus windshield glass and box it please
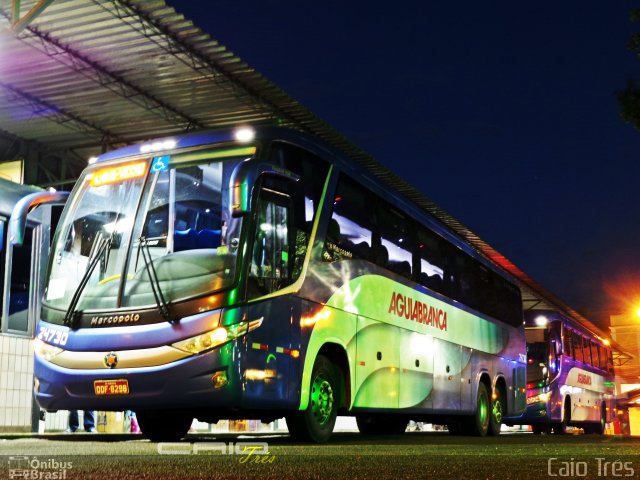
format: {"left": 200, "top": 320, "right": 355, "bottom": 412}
{"left": 44, "top": 147, "right": 252, "bottom": 314}
{"left": 525, "top": 328, "right": 549, "bottom": 385}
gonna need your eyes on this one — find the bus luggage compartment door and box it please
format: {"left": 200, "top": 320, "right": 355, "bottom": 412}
{"left": 353, "top": 316, "right": 399, "bottom": 409}
{"left": 432, "top": 338, "right": 461, "bottom": 411}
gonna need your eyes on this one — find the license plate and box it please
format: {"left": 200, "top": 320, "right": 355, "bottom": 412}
{"left": 94, "top": 379, "right": 129, "bottom": 395}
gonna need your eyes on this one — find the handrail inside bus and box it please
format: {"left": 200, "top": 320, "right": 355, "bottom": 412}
{"left": 9, "top": 190, "right": 69, "bottom": 246}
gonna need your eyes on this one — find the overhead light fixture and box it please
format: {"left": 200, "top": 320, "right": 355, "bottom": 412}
{"left": 534, "top": 315, "right": 548, "bottom": 327}
{"left": 234, "top": 126, "right": 255, "bottom": 143}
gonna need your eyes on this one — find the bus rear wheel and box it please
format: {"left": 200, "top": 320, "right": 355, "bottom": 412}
{"left": 488, "top": 385, "right": 505, "bottom": 436}
{"left": 286, "top": 355, "right": 340, "bottom": 443}
{"left": 356, "top": 415, "right": 408, "bottom": 435}
{"left": 137, "top": 410, "right": 192, "bottom": 442}
{"left": 462, "top": 382, "right": 491, "bottom": 436}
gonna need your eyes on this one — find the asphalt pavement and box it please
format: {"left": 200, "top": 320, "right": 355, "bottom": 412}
{"left": 1, "top": 431, "right": 639, "bottom": 480}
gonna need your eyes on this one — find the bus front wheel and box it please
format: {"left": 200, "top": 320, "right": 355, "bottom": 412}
{"left": 587, "top": 403, "right": 606, "bottom": 435}
{"left": 553, "top": 398, "right": 571, "bottom": 434}
{"left": 286, "top": 355, "right": 340, "bottom": 443}
{"left": 137, "top": 410, "right": 192, "bottom": 442}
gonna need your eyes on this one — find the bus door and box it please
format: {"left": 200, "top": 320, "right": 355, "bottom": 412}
{"left": 245, "top": 186, "right": 296, "bottom": 405}
{"left": 432, "top": 338, "right": 461, "bottom": 411}
{"left": 2, "top": 191, "right": 67, "bottom": 336}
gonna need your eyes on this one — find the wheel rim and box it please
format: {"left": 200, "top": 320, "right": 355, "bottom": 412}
{"left": 493, "top": 398, "right": 503, "bottom": 424}
{"left": 311, "top": 374, "right": 334, "bottom": 426}
{"left": 479, "top": 394, "right": 489, "bottom": 428}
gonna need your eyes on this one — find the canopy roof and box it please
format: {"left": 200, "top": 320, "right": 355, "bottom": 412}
{"left": 0, "top": 0, "right": 628, "bottom": 360}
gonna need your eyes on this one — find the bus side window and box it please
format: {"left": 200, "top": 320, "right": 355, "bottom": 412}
{"left": 450, "top": 252, "right": 479, "bottom": 312}
{"left": 563, "top": 328, "right": 573, "bottom": 359}
{"left": 573, "top": 334, "right": 584, "bottom": 363}
{"left": 596, "top": 345, "right": 605, "bottom": 371}
{"left": 269, "top": 142, "right": 330, "bottom": 278}
{"left": 607, "top": 349, "right": 614, "bottom": 375}
{"left": 590, "top": 341, "right": 600, "bottom": 370}
{"left": 415, "top": 227, "right": 446, "bottom": 295}
{"left": 582, "top": 337, "right": 592, "bottom": 366}
{"left": 247, "top": 189, "right": 294, "bottom": 297}
{"left": 376, "top": 204, "right": 413, "bottom": 279}
{"left": 323, "top": 175, "right": 372, "bottom": 263}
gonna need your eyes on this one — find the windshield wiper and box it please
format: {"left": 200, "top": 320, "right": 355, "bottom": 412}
{"left": 63, "top": 232, "right": 113, "bottom": 328}
{"left": 137, "top": 236, "right": 173, "bottom": 323}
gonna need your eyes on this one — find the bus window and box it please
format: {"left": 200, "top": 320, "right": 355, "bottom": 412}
{"left": 496, "top": 278, "right": 523, "bottom": 328}
{"left": 596, "top": 345, "right": 604, "bottom": 371}
{"left": 582, "top": 337, "right": 592, "bottom": 366}
{"left": 607, "top": 349, "right": 614, "bottom": 375}
{"left": 7, "top": 225, "right": 34, "bottom": 333}
{"left": 248, "top": 190, "right": 293, "bottom": 296}
{"left": 269, "top": 142, "right": 330, "bottom": 278}
{"left": 573, "top": 334, "right": 584, "bottom": 363}
{"left": 323, "top": 176, "right": 373, "bottom": 263}
{"left": 377, "top": 206, "right": 412, "bottom": 279}
{"left": 477, "top": 265, "right": 499, "bottom": 321}
{"left": 415, "top": 227, "right": 447, "bottom": 295}
{"left": 450, "top": 252, "right": 479, "bottom": 312}
{"left": 563, "top": 328, "right": 573, "bottom": 359}
{"left": 590, "top": 341, "right": 600, "bottom": 370}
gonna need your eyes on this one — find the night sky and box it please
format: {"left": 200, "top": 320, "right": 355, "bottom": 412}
{"left": 165, "top": 0, "right": 640, "bottom": 326}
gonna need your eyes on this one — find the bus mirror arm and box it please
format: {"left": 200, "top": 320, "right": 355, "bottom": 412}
{"left": 229, "top": 160, "right": 299, "bottom": 217}
{"left": 9, "top": 191, "right": 69, "bottom": 246}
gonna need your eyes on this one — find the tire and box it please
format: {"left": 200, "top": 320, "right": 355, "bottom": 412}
{"left": 286, "top": 355, "right": 340, "bottom": 443}
{"left": 554, "top": 398, "right": 571, "bottom": 435}
{"left": 137, "top": 410, "right": 192, "bottom": 442}
{"left": 462, "top": 382, "right": 491, "bottom": 436}
{"left": 532, "top": 425, "right": 543, "bottom": 435}
{"left": 488, "top": 385, "right": 505, "bottom": 436}
{"left": 356, "top": 415, "right": 408, "bottom": 435}
{"left": 591, "top": 403, "right": 606, "bottom": 435}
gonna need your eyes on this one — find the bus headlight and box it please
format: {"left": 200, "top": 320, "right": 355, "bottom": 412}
{"left": 526, "top": 392, "right": 551, "bottom": 405}
{"left": 172, "top": 318, "right": 262, "bottom": 355}
{"left": 34, "top": 339, "right": 63, "bottom": 362}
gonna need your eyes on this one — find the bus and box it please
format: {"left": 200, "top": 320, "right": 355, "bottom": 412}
{"left": 31, "top": 126, "right": 526, "bottom": 442}
{"left": 505, "top": 310, "right": 615, "bottom": 434}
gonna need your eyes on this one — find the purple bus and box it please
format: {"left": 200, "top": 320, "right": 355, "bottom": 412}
{"left": 505, "top": 310, "right": 615, "bottom": 434}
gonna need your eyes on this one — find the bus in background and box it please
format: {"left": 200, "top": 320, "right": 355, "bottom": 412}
{"left": 0, "top": 179, "right": 67, "bottom": 432}
{"left": 30, "top": 126, "right": 526, "bottom": 442}
{"left": 509, "top": 310, "right": 614, "bottom": 434}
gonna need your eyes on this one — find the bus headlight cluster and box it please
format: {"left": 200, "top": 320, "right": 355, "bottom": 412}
{"left": 526, "top": 392, "right": 551, "bottom": 405}
{"left": 34, "top": 339, "right": 63, "bottom": 362}
{"left": 172, "top": 318, "right": 262, "bottom": 355}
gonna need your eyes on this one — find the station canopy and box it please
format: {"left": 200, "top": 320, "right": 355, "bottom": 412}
{"left": 0, "top": 0, "right": 630, "bottom": 362}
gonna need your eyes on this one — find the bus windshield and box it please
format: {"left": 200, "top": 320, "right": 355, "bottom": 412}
{"left": 44, "top": 148, "right": 250, "bottom": 315}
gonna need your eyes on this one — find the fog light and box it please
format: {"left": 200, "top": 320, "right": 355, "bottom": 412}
{"left": 211, "top": 371, "right": 228, "bottom": 389}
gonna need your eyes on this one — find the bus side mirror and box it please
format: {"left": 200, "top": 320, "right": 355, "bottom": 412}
{"left": 9, "top": 190, "right": 69, "bottom": 246}
{"left": 229, "top": 160, "right": 299, "bottom": 217}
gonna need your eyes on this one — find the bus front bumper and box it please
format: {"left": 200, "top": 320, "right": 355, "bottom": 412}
{"left": 34, "top": 343, "right": 241, "bottom": 412}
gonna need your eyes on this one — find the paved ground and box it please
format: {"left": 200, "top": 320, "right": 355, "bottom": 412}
{"left": 1, "top": 432, "right": 639, "bottom": 480}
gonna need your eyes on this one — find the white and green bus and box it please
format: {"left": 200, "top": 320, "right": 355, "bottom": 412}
{"left": 32, "top": 126, "right": 526, "bottom": 442}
